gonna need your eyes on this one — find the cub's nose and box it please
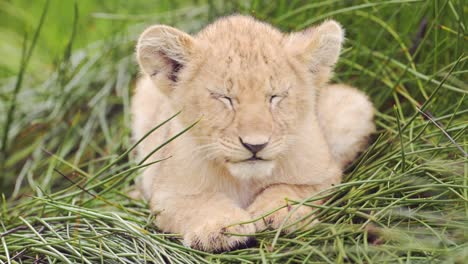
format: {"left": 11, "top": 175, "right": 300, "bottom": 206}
{"left": 239, "top": 137, "right": 268, "bottom": 154}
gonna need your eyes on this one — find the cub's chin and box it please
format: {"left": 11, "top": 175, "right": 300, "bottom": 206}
{"left": 226, "top": 160, "right": 275, "bottom": 180}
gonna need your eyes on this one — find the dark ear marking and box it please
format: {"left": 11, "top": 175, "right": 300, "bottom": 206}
{"left": 169, "top": 60, "right": 183, "bottom": 82}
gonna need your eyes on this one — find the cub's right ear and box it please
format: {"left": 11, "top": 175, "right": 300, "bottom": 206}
{"left": 285, "top": 20, "right": 344, "bottom": 84}
{"left": 136, "top": 25, "right": 195, "bottom": 83}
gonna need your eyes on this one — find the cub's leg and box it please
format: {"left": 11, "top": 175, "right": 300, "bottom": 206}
{"left": 317, "top": 84, "right": 375, "bottom": 168}
{"left": 151, "top": 193, "right": 256, "bottom": 252}
{"left": 248, "top": 184, "right": 320, "bottom": 233}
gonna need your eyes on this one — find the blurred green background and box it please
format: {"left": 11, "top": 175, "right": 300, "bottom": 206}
{"left": 0, "top": 0, "right": 199, "bottom": 78}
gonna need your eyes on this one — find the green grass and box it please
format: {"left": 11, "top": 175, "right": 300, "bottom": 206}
{"left": 1, "top": 0, "right": 467, "bottom": 263}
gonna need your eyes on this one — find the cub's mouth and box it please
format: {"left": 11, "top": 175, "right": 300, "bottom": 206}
{"left": 228, "top": 156, "right": 271, "bottom": 163}
{"left": 245, "top": 156, "right": 263, "bottom": 161}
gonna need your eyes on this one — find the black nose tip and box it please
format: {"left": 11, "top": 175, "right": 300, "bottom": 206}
{"left": 239, "top": 137, "right": 268, "bottom": 154}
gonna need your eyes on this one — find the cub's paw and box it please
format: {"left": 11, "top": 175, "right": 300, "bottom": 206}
{"left": 183, "top": 215, "right": 256, "bottom": 253}
{"left": 248, "top": 201, "right": 318, "bottom": 233}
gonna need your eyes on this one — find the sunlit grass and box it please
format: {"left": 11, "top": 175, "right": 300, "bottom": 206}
{"left": 0, "top": 0, "right": 467, "bottom": 263}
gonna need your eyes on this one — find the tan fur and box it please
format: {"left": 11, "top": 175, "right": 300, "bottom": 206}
{"left": 132, "top": 15, "right": 375, "bottom": 252}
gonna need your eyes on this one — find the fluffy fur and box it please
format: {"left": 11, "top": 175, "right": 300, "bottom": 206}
{"left": 132, "top": 15, "right": 375, "bottom": 252}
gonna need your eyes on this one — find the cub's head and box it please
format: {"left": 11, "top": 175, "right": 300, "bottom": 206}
{"left": 136, "top": 15, "right": 343, "bottom": 180}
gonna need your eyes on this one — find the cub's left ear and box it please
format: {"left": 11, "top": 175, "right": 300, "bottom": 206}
{"left": 286, "top": 20, "right": 344, "bottom": 80}
{"left": 136, "top": 25, "right": 196, "bottom": 85}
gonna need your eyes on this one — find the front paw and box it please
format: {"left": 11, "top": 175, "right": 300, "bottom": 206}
{"left": 248, "top": 199, "right": 318, "bottom": 233}
{"left": 183, "top": 213, "right": 256, "bottom": 252}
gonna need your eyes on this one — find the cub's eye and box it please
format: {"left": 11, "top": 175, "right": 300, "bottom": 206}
{"left": 270, "top": 95, "right": 283, "bottom": 106}
{"left": 209, "top": 90, "right": 234, "bottom": 109}
{"left": 219, "top": 96, "right": 234, "bottom": 108}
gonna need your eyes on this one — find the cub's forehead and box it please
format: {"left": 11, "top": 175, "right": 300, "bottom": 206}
{"left": 194, "top": 15, "right": 294, "bottom": 80}
{"left": 197, "top": 15, "right": 284, "bottom": 40}
{"left": 196, "top": 15, "right": 287, "bottom": 58}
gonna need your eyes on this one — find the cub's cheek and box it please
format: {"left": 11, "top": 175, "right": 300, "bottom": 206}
{"left": 260, "top": 139, "right": 287, "bottom": 159}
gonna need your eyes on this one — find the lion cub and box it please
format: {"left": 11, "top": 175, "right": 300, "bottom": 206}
{"left": 132, "top": 15, "right": 374, "bottom": 252}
